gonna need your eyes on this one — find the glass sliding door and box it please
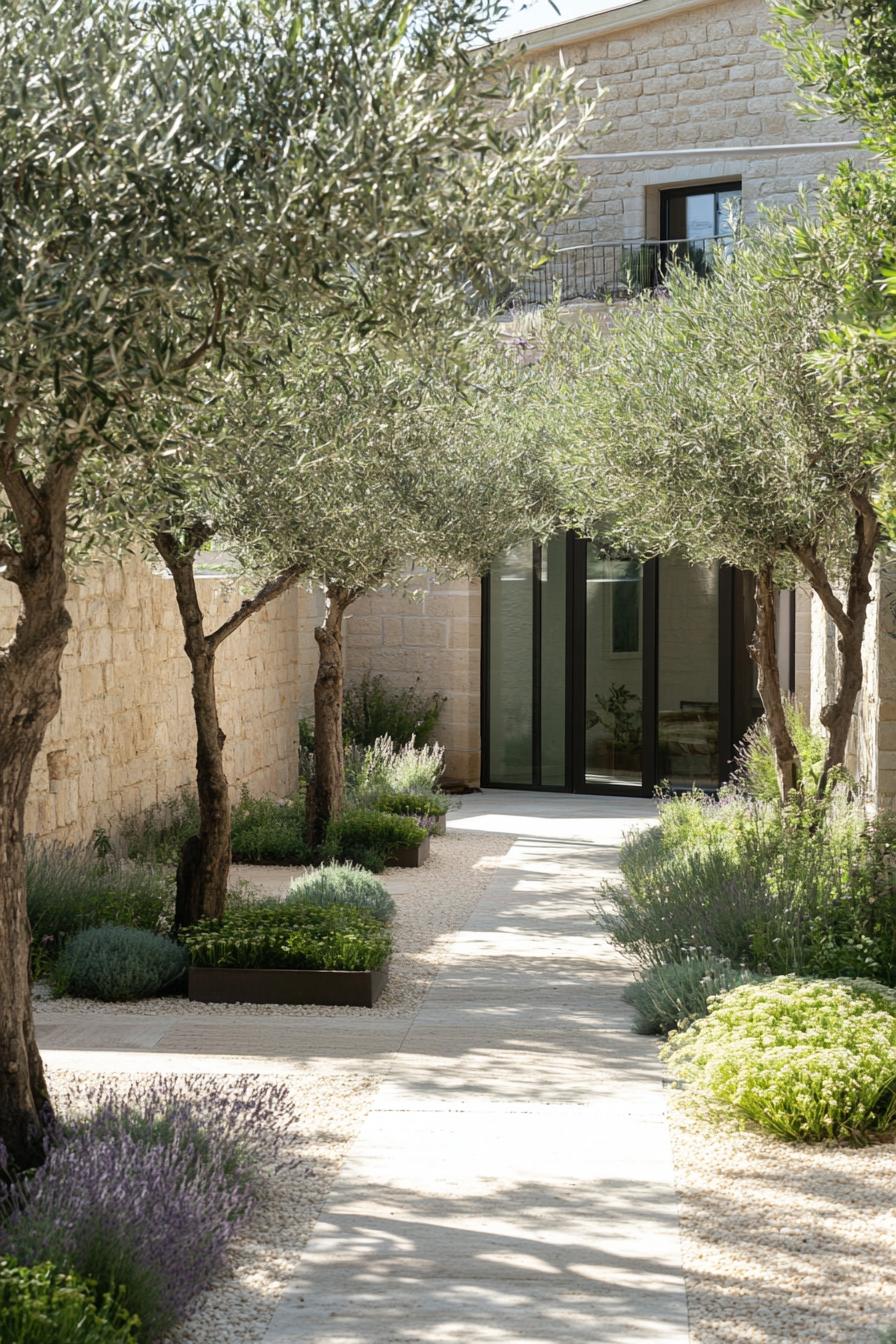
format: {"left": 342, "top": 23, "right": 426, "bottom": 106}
{"left": 583, "top": 545, "right": 644, "bottom": 789}
{"left": 657, "top": 555, "right": 720, "bottom": 788}
{"left": 539, "top": 534, "right": 568, "bottom": 787}
{"left": 483, "top": 536, "right": 568, "bottom": 789}
{"left": 482, "top": 532, "right": 786, "bottom": 795}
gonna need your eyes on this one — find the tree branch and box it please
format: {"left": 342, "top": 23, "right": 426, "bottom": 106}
{"left": 789, "top": 539, "right": 852, "bottom": 638}
{"left": 176, "top": 275, "right": 225, "bottom": 374}
{"left": 207, "top": 563, "right": 304, "bottom": 651}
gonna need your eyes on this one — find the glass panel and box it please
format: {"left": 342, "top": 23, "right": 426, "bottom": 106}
{"left": 540, "top": 535, "right": 567, "bottom": 786}
{"left": 685, "top": 192, "right": 716, "bottom": 240}
{"left": 584, "top": 545, "right": 643, "bottom": 789}
{"left": 488, "top": 542, "right": 533, "bottom": 784}
{"left": 657, "top": 555, "right": 720, "bottom": 788}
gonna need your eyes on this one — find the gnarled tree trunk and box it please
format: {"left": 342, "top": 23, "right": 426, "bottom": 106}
{"left": 792, "top": 489, "right": 880, "bottom": 798}
{"left": 155, "top": 533, "right": 231, "bottom": 928}
{"left": 0, "top": 453, "right": 76, "bottom": 1169}
{"left": 155, "top": 529, "right": 304, "bottom": 926}
{"left": 751, "top": 565, "right": 799, "bottom": 802}
{"left": 307, "top": 585, "right": 353, "bottom": 850}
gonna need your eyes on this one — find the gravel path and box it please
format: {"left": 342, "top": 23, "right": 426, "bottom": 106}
{"left": 669, "top": 1096, "right": 896, "bottom": 1343}
{"left": 35, "top": 829, "right": 509, "bottom": 1018}
{"left": 39, "top": 828, "right": 514, "bottom": 1344}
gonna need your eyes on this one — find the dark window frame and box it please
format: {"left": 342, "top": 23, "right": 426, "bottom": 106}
{"left": 660, "top": 180, "right": 742, "bottom": 242}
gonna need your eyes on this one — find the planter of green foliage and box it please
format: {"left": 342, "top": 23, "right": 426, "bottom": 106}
{"left": 376, "top": 792, "right": 449, "bottom": 835}
{"left": 182, "top": 903, "right": 391, "bottom": 1006}
{"left": 323, "top": 808, "right": 430, "bottom": 871}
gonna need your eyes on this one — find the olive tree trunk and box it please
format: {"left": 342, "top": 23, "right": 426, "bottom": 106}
{"left": 0, "top": 450, "right": 77, "bottom": 1169}
{"left": 306, "top": 585, "right": 354, "bottom": 850}
{"left": 155, "top": 530, "right": 303, "bottom": 926}
{"left": 792, "top": 489, "right": 880, "bottom": 798}
{"left": 751, "top": 565, "right": 799, "bottom": 802}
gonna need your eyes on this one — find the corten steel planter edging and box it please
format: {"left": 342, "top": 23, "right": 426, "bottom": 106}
{"left": 390, "top": 835, "right": 431, "bottom": 868}
{"left": 188, "top": 965, "right": 388, "bottom": 1007}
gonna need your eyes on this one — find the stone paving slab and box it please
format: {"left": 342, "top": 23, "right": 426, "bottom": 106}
{"left": 261, "top": 801, "right": 688, "bottom": 1344}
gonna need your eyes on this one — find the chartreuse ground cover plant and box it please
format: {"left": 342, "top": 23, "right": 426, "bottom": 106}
{"left": 0, "top": 1075, "right": 292, "bottom": 1342}
{"left": 181, "top": 904, "right": 391, "bottom": 972}
{"left": 286, "top": 865, "right": 395, "bottom": 924}
{"left": 51, "top": 928, "right": 188, "bottom": 1003}
{"left": 662, "top": 977, "right": 896, "bottom": 1142}
{"left": 623, "top": 955, "right": 760, "bottom": 1036}
{"left": 603, "top": 790, "right": 896, "bottom": 984}
{"left": 323, "top": 809, "right": 428, "bottom": 873}
{"left": 0, "top": 1259, "right": 139, "bottom": 1344}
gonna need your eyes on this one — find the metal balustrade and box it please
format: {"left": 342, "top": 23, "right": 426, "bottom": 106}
{"left": 507, "top": 234, "right": 734, "bottom": 307}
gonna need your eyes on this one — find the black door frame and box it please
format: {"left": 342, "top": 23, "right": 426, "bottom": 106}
{"left": 481, "top": 535, "right": 788, "bottom": 796}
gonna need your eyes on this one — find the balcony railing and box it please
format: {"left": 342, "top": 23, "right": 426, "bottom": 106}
{"left": 509, "top": 234, "right": 734, "bottom": 307}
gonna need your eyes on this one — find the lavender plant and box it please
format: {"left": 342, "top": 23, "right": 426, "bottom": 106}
{"left": 0, "top": 1075, "right": 296, "bottom": 1342}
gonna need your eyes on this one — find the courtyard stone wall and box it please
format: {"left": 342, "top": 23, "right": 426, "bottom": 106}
{"left": 344, "top": 580, "right": 482, "bottom": 787}
{"left": 0, "top": 556, "right": 316, "bottom": 844}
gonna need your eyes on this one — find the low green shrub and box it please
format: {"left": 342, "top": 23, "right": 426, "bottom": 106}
{"left": 121, "top": 793, "right": 200, "bottom": 866}
{"left": 52, "top": 927, "right": 188, "bottom": 1002}
{"left": 376, "top": 792, "right": 449, "bottom": 819}
{"left": 286, "top": 864, "right": 395, "bottom": 923}
{"left": 0, "top": 1258, "right": 140, "bottom": 1344}
{"left": 26, "top": 842, "right": 173, "bottom": 958}
{"left": 230, "top": 790, "right": 310, "bottom": 864}
{"left": 623, "top": 955, "right": 760, "bottom": 1035}
{"left": 343, "top": 672, "right": 445, "bottom": 748}
{"left": 182, "top": 903, "right": 391, "bottom": 971}
{"left": 323, "top": 808, "right": 427, "bottom": 872}
{"left": 663, "top": 977, "right": 896, "bottom": 1142}
{"left": 878, "top": 1326, "right": 896, "bottom": 1343}
{"left": 602, "top": 792, "right": 896, "bottom": 984}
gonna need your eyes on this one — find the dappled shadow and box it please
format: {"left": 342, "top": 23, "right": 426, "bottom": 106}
{"left": 670, "top": 1109, "right": 896, "bottom": 1343}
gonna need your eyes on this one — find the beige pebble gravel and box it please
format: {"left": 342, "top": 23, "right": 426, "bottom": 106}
{"left": 669, "top": 1094, "right": 896, "bottom": 1344}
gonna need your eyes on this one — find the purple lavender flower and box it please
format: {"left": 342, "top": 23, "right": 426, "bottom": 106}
{"left": 0, "top": 1074, "right": 299, "bottom": 1342}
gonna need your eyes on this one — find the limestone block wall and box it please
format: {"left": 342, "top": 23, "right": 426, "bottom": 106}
{"left": 0, "top": 556, "right": 315, "bottom": 845}
{"left": 807, "top": 559, "right": 896, "bottom": 805}
{"left": 514, "top": 0, "right": 861, "bottom": 249}
{"left": 343, "top": 579, "right": 482, "bottom": 787}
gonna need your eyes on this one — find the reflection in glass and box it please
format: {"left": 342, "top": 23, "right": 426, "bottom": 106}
{"left": 488, "top": 543, "right": 533, "bottom": 784}
{"left": 657, "top": 554, "right": 719, "bottom": 788}
{"left": 584, "top": 547, "right": 643, "bottom": 788}
{"left": 540, "top": 535, "right": 567, "bottom": 786}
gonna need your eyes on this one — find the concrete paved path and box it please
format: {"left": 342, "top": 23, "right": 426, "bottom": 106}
{"left": 260, "top": 792, "right": 689, "bottom": 1344}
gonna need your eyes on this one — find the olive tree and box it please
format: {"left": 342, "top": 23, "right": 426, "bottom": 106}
{"left": 213, "top": 336, "right": 561, "bottom": 846}
{"left": 773, "top": 0, "right": 896, "bottom": 532}
{"left": 539, "top": 229, "right": 880, "bottom": 800}
{"left": 0, "top": 0, "right": 584, "bottom": 1167}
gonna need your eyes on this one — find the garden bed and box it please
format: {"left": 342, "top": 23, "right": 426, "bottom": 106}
{"left": 188, "top": 965, "right": 388, "bottom": 1007}
{"left": 390, "top": 834, "right": 430, "bottom": 867}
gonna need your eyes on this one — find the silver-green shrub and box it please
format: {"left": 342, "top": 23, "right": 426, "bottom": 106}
{"left": 662, "top": 976, "right": 896, "bottom": 1141}
{"left": 601, "top": 791, "right": 896, "bottom": 984}
{"left": 52, "top": 928, "right": 187, "bottom": 1002}
{"left": 623, "top": 955, "right": 759, "bottom": 1035}
{"left": 286, "top": 864, "right": 395, "bottom": 923}
{"left": 346, "top": 736, "right": 445, "bottom": 805}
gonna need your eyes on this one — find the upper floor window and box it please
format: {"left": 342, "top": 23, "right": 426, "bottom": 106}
{"left": 661, "top": 182, "right": 741, "bottom": 244}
